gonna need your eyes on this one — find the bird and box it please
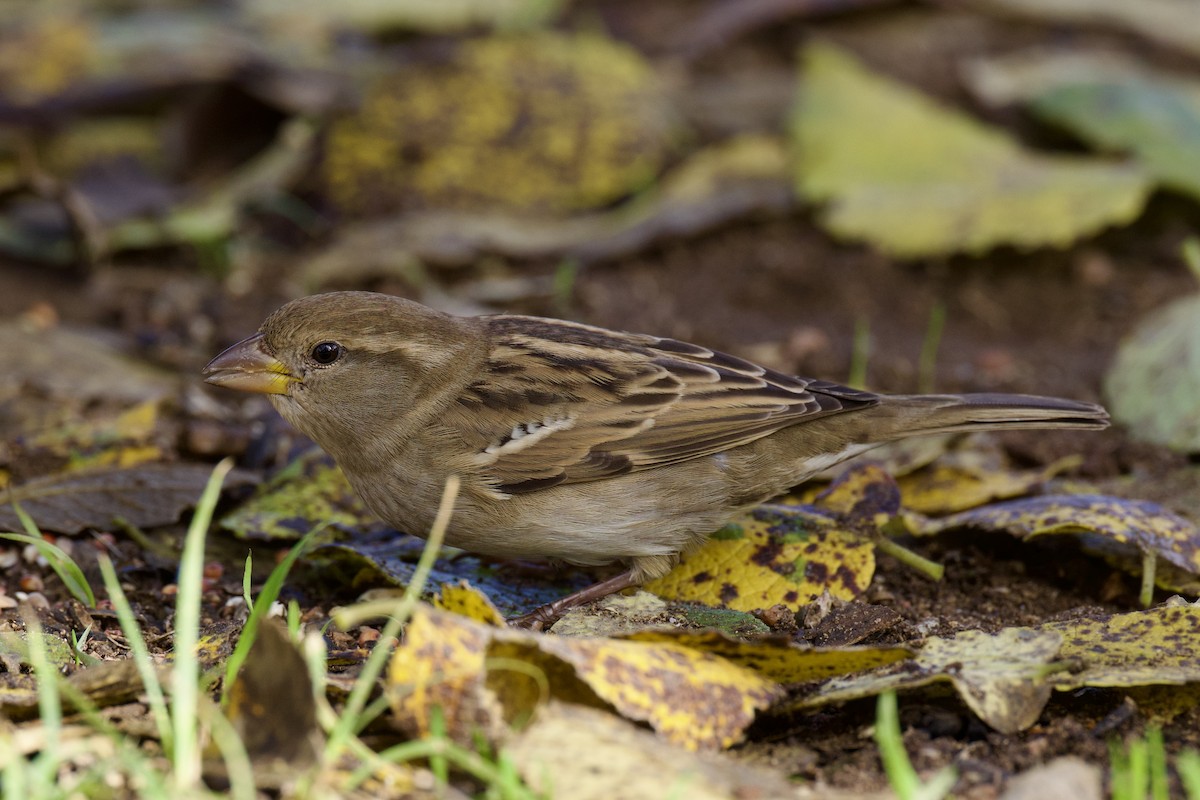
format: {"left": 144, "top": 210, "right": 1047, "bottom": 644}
{"left": 203, "top": 291, "right": 1109, "bottom": 628}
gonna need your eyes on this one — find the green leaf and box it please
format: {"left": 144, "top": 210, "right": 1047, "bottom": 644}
{"left": 967, "top": 50, "right": 1200, "bottom": 201}
{"left": 1105, "top": 293, "right": 1200, "bottom": 452}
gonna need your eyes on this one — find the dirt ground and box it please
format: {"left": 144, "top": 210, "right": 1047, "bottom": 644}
{"left": 3, "top": 2, "right": 1200, "bottom": 796}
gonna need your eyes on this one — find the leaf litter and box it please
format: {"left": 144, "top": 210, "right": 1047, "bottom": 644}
{"left": 4, "top": 2, "right": 1200, "bottom": 794}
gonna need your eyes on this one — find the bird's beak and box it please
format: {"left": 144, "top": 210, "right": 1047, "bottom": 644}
{"left": 202, "top": 333, "right": 296, "bottom": 395}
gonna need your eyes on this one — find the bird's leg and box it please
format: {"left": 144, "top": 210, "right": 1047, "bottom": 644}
{"left": 509, "top": 569, "right": 641, "bottom": 631}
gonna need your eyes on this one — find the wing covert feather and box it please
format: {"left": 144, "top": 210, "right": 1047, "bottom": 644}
{"left": 441, "top": 316, "right": 876, "bottom": 492}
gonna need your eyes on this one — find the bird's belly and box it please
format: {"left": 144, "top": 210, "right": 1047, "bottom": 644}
{"left": 444, "top": 499, "right": 701, "bottom": 565}
{"left": 346, "top": 456, "right": 775, "bottom": 567}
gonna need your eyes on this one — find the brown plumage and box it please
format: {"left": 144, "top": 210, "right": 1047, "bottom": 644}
{"left": 203, "top": 291, "right": 1109, "bottom": 626}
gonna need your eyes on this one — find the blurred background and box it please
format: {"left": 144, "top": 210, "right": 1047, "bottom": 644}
{"left": 4, "top": 4, "right": 1200, "bottom": 791}
{"left": 2, "top": 0, "right": 1199, "bottom": 490}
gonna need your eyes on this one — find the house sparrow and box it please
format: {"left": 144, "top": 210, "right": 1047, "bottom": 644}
{"left": 204, "top": 291, "right": 1109, "bottom": 627}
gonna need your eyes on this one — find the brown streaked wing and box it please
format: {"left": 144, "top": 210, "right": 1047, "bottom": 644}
{"left": 443, "top": 317, "right": 877, "bottom": 493}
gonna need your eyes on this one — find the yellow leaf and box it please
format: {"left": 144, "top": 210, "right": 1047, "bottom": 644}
{"left": 0, "top": 15, "right": 92, "bottom": 102}
{"left": 325, "top": 32, "right": 673, "bottom": 215}
{"left": 434, "top": 581, "right": 507, "bottom": 627}
{"left": 647, "top": 464, "right": 897, "bottom": 611}
{"left": 387, "top": 605, "right": 506, "bottom": 741}
{"left": 22, "top": 399, "right": 167, "bottom": 472}
{"left": 644, "top": 508, "right": 874, "bottom": 611}
{"left": 909, "top": 493, "right": 1200, "bottom": 576}
{"left": 1041, "top": 602, "right": 1200, "bottom": 688}
{"left": 246, "top": 0, "right": 564, "bottom": 34}
{"left": 625, "top": 629, "right": 911, "bottom": 684}
{"left": 792, "top": 42, "right": 1151, "bottom": 256}
{"left": 538, "top": 634, "right": 781, "bottom": 749}
{"left": 896, "top": 453, "right": 1072, "bottom": 515}
{"left": 812, "top": 461, "right": 901, "bottom": 521}
{"left": 387, "top": 606, "right": 783, "bottom": 750}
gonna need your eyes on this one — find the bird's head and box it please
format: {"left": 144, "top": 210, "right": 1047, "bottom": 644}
{"left": 203, "top": 291, "right": 483, "bottom": 453}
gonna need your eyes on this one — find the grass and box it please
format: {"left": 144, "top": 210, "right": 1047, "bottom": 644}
{"left": 916, "top": 301, "right": 946, "bottom": 395}
{"left": 1110, "top": 727, "right": 1200, "bottom": 800}
{"left": 848, "top": 315, "right": 871, "bottom": 389}
{"left": 1, "top": 466, "right": 540, "bottom": 799}
{"left": 2, "top": 502, "right": 95, "bottom": 607}
{"left": 874, "top": 691, "right": 956, "bottom": 800}
{"left": 1180, "top": 749, "right": 1200, "bottom": 799}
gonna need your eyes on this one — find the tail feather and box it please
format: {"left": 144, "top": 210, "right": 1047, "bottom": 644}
{"left": 873, "top": 393, "right": 1110, "bottom": 440}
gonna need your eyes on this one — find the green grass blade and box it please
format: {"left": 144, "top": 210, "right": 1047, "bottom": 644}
{"left": 848, "top": 315, "right": 871, "bottom": 389}
{"left": 1179, "top": 750, "right": 1200, "bottom": 800}
{"left": 3, "top": 503, "right": 96, "bottom": 607}
{"left": 875, "top": 691, "right": 955, "bottom": 800}
{"left": 23, "top": 612, "right": 63, "bottom": 795}
{"left": 98, "top": 554, "right": 174, "bottom": 754}
{"left": 326, "top": 475, "right": 460, "bottom": 763}
{"left": 1148, "top": 727, "right": 1169, "bottom": 800}
{"left": 221, "top": 523, "right": 325, "bottom": 707}
{"left": 917, "top": 301, "right": 946, "bottom": 394}
{"left": 172, "top": 457, "right": 234, "bottom": 791}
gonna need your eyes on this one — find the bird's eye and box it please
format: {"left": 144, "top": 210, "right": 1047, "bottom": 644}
{"left": 310, "top": 341, "right": 343, "bottom": 365}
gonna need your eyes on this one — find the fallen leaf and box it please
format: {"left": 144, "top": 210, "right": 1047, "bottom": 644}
{"left": 625, "top": 629, "right": 911, "bottom": 684}
{"left": 792, "top": 42, "right": 1151, "bottom": 257}
{"left": 246, "top": 0, "right": 564, "bottom": 33}
{"left": 1127, "top": 684, "right": 1200, "bottom": 726}
{"left": 798, "top": 627, "right": 1064, "bottom": 733}
{"left": 534, "top": 633, "right": 782, "bottom": 749}
{"left": 324, "top": 32, "right": 673, "bottom": 215}
{"left": 907, "top": 493, "right": 1200, "bottom": 580}
{"left": 954, "top": 0, "right": 1200, "bottom": 61}
{"left": 434, "top": 581, "right": 508, "bottom": 627}
{"left": 300, "top": 134, "right": 792, "bottom": 287}
{"left": 896, "top": 452, "right": 1070, "bottom": 515}
{"left": 0, "top": 463, "right": 255, "bottom": 535}
{"left": 549, "top": 591, "right": 674, "bottom": 637}
{"left": 314, "top": 529, "right": 592, "bottom": 617}
{"left": 646, "top": 464, "right": 893, "bottom": 611}
{"left": 388, "top": 605, "right": 783, "bottom": 750}
{"left": 645, "top": 507, "right": 875, "bottom": 611}
{"left": 0, "top": 630, "right": 76, "bottom": 673}
{"left": 19, "top": 400, "right": 169, "bottom": 474}
{"left": 0, "top": 322, "right": 176, "bottom": 411}
{"left": 223, "top": 619, "right": 321, "bottom": 767}
{"left": 496, "top": 586, "right": 777, "bottom": 639}
{"left": 220, "top": 449, "right": 378, "bottom": 541}
{"left": 1041, "top": 601, "right": 1200, "bottom": 689}
{"left": 506, "top": 701, "right": 797, "bottom": 800}
{"left": 0, "top": 14, "right": 93, "bottom": 103}
{"left": 1104, "top": 293, "right": 1200, "bottom": 453}
{"left": 966, "top": 50, "right": 1200, "bottom": 201}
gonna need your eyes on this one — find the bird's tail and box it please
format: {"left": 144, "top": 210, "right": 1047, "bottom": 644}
{"left": 871, "top": 393, "right": 1109, "bottom": 441}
